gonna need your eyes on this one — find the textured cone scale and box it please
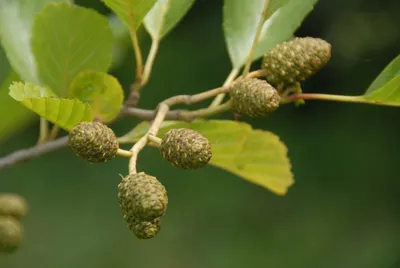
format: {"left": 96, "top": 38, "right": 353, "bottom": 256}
{"left": 118, "top": 173, "right": 168, "bottom": 221}
{"left": 68, "top": 121, "right": 118, "bottom": 163}
{"left": 262, "top": 37, "right": 331, "bottom": 89}
{"left": 230, "top": 78, "right": 280, "bottom": 117}
{"left": 127, "top": 217, "right": 161, "bottom": 239}
{"left": 0, "top": 216, "right": 22, "bottom": 253}
{"left": 160, "top": 128, "right": 212, "bottom": 169}
{"left": 0, "top": 194, "right": 27, "bottom": 219}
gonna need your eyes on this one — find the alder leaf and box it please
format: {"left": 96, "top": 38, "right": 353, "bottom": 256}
{"left": 362, "top": 76, "right": 400, "bottom": 106}
{"left": 365, "top": 54, "right": 400, "bottom": 94}
{"left": 9, "top": 82, "right": 93, "bottom": 131}
{"left": 144, "top": 0, "right": 195, "bottom": 40}
{"left": 68, "top": 70, "right": 124, "bottom": 123}
{"left": 119, "top": 120, "right": 294, "bottom": 195}
{"left": 224, "top": 0, "right": 318, "bottom": 68}
{"left": 31, "top": 2, "right": 113, "bottom": 95}
{"left": 102, "top": 0, "right": 157, "bottom": 30}
{"left": 0, "top": 71, "right": 35, "bottom": 143}
{"left": 0, "top": 0, "right": 71, "bottom": 82}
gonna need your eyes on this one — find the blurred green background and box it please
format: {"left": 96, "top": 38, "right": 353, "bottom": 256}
{"left": 1, "top": 0, "right": 400, "bottom": 267}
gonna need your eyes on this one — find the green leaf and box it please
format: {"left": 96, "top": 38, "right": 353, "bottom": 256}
{"left": 365, "top": 54, "right": 400, "bottom": 94}
{"left": 9, "top": 82, "right": 94, "bottom": 131}
{"left": 0, "top": 71, "right": 36, "bottom": 143}
{"left": 0, "top": 44, "right": 11, "bottom": 83}
{"left": 362, "top": 76, "right": 400, "bottom": 106}
{"left": 31, "top": 2, "right": 113, "bottom": 95}
{"left": 0, "top": 44, "right": 36, "bottom": 143}
{"left": 10, "top": 82, "right": 57, "bottom": 100}
{"left": 68, "top": 70, "right": 124, "bottom": 123}
{"left": 0, "top": 0, "right": 71, "bottom": 82}
{"left": 224, "top": 0, "right": 318, "bottom": 68}
{"left": 254, "top": 0, "right": 319, "bottom": 62}
{"left": 102, "top": 0, "right": 157, "bottom": 30}
{"left": 266, "top": 0, "right": 291, "bottom": 16}
{"left": 119, "top": 120, "right": 294, "bottom": 195}
{"left": 144, "top": 0, "right": 195, "bottom": 40}
{"left": 109, "top": 15, "right": 131, "bottom": 70}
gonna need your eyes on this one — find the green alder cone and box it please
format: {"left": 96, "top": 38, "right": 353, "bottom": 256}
{"left": 127, "top": 216, "right": 161, "bottom": 239}
{"left": 261, "top": 37, "right": 332, "bottom": 89}
{"left": 68, "top": 121, "right": 119, "bottom": 163}
{"left": 0, "top": 194, "right": 27, "bottom": 219}
{"left": 118, "top": 173, "right": 168, "bottom": 221}
{"left": 160, "top": 128, "right": 212, "bottom": 169}
{"left": 0, "top": 216, "right": 22, "bottom": 253}
{"left": 230, "top": 78, "right": 280, "bottom": 117}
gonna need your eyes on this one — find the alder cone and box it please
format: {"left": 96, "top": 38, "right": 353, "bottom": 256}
{"left": 160, "top": 128, "right": 212, "bottom": 169}
{"left": 0, "top": 216, "right": 22, "bottom": 253}
{"left": 118, "top": 173, "right": 168, "bottom": 221}
{"left": 262, "top": 37, "right": 331, "bottom": 89}
{"left": 230, "top": 78, "right": 280, "bottom": 117}
{"left": 68, "top": 121, "right": 118, "bottom": 163}
{"left": 127, "top": 216, "right": 161, "bottom": 239}
{"left": 0, "top": 194, "right": 27, "bottom": 219}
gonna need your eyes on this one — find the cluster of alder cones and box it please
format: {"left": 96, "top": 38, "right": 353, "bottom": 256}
{"left": 69, "top": 123, "right": 212, "bottom": 239}
{"left": 0, "top": 37, "right": 331, "bottom": 247}
{"left": 0, "top": 194, "right": 27, "bottom": 253}
{"left": 68, "top": 37, "right": 331, "bottom": 239}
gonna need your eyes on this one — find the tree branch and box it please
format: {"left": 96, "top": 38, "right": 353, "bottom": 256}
{"left": 178, "top": 100, "right": 233, "bottom": 121}
{"left": 0, "top": 136, "right": 68, "bottom": 170}
{"left": 128, "top": 134, "right": 148, "bottom": 174}
{"left": 242, "top": 0, "right": 270, "bottom": 76}
{"left": 37, "top": 117, "right": 49, "bottom": 144}
{"left": 209, "top": 68, "right": 240, "bottom": 108}
{"left": 127, "top": 83, "right": 234, "bottom": 174}
{"left": 121, "top": 101, "right": 233, "bottom": 122}
{"left": 281, "top": 93, "right": 400, "bottom": 107}
{"left": 0, "top": 69, "right": 268, "bottom": 172}
{"left": 120, "top": 106, "right": 178, "bottom": 120}
{"left": 128, "top": 103, "right": 170, "bottom": 174}
{"left": 0, "top": 102, "right": 231, "bottom": 172}
{"left": 142, "top": 39, "right": 160, "bottom": 86}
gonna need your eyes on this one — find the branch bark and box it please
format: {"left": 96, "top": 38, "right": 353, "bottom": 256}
{"left": 0, "top": 136, "right": 68, "bottom": 170}
{"left": 0, "top": 69, "right": 268, "bottom": 172}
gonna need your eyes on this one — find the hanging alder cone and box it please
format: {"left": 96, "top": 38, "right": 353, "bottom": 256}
{"left": 118, "top": 173, "right": 168, "bottom": 221}
{"left": 230, "top": 78, "right": 280, "bottom": 117}
{"left": 0, "top": 194, "right": 27, "bottom": 219}
{"left": 0, "top": 216, "right": 22, "bottom": 253}
{"left": 261, "top": 37, "right": 332, "bottom": 89}
{"left": 160, "top": 128, "right": 212, "bottom": 169}
{"left": 127, "top": 216, "right": 161, "bottom": 239}
{"left": 68, "top": 121, "right": 119, "bottom": 163}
